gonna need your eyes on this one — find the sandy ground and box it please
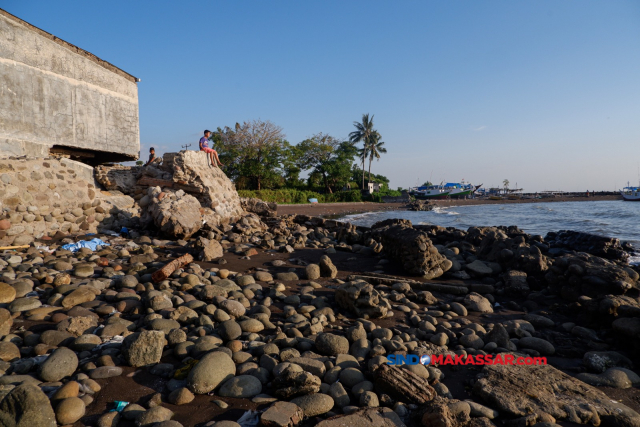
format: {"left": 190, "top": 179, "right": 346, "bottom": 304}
{"left": 276, "top": 195, "right": 620, "bottom": 217}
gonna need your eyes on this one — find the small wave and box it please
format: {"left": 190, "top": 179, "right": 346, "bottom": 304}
{"left": 446, "top": 211, "right": 459, "bottom": 215}
{"left": 629, "top": 255, "right": 640, "bottom": 266}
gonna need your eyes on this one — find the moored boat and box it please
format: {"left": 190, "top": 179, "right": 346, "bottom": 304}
{"left": 410, "top": 184, "right": 450, "bottom": 199}
{"left": 445, "top": 180, "right": 480, "bottom": 198}
{"left": 621, "top": 186, "right": 640, "bottom": 201}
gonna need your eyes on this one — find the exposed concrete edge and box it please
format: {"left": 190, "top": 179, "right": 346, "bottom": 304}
{"left": 0, "top": 7, "right": 138, "bottom": 83}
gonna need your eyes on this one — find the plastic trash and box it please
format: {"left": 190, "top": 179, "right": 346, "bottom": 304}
{"left": 237, "top": 410, "right": 261, "bottom": 427}
{"left": 60, "top": 238, "right": 110, "bottom": 253}
{"left": 308, "top": 198, "right": 318, "bottom": 204}
{"left": 173, "top": 359, "right": 199, "bottom": 380}
{"left": 111, "top": 401, "right": 129, "bottom": 412}
{"left": 120, "top": 227, "right": 129, "bottom": 237}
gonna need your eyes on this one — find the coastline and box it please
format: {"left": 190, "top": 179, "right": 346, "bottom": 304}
{"left": 276, "top": 195, "right": 621, "bottom": 217}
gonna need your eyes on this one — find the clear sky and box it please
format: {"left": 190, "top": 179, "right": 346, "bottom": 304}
{"left": 4, "top": 1, "right": 640, "bottom": 191}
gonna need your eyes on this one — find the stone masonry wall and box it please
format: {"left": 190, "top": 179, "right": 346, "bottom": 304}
{"left": 0, "top": 156, "right": 108, "bottom": 244}
{"left": 0, "top": 9, "right": 140, "bottom": 161}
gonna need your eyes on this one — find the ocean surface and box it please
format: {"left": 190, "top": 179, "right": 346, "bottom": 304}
{"left": 340, "top": 200, "right": 640, "bottom": 263}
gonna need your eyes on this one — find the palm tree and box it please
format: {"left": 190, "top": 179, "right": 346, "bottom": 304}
{"left": 503, "top": 179, "right": 510, "bottom": 195}
{"left": 349, "top": 114, "right": 375, "bottom": 190}
{"left": 367, "top": 131, "right": 387, "bottom": 184}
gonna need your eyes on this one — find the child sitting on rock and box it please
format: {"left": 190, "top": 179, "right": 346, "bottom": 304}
{"left": 199, "top": 130, "right": 224, "bottom": 168}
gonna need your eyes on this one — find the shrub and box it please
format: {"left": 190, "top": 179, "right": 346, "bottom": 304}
{"left": 238, "top": 189, "right": 364, "bottom": 204}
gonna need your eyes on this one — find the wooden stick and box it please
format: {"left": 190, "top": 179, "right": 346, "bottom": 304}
{"left": 0, "top": 245, "right": 30, "bottom": 250}
{"left": 151, "top": 253, "right": 194, "bottom": 283}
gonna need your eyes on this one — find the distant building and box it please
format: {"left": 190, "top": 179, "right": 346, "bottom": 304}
{"left": 0, "top": 8, "right": 140, "bottom": 164}
{"left": 367, "top": 182, "right": 384, "bottom": 194}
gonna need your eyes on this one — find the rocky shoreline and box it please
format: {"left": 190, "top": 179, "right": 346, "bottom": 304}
{"left": 0, "top": 158, "right": 638, "bottom": 427}
{"left": 0, "top": 211, "right": 638, "bottom": 427}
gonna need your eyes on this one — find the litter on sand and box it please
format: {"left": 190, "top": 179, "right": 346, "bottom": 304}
{"left": 237, "top": 410, "right": 261, "bottom": 427}
{"left": 60, "top": 238, "right": 110, "bottom": 252}
{"left": 111, "top": 401, "right": 129, "bottom": 412}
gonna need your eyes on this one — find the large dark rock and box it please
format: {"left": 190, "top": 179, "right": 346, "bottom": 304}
{"left": 546, "top": 230, "right": 630, "bottom": 262}
{"left": 0, "top": 384, "right": 57, "bottom": 427}
{"left": 370, "top": 219, "right": 452, "bottom": 279}
{"left": 240, "top": 197, "right": 277, "bottom": 217}
{"left": 473, "top": 358, "right": 640, "bottom": 426}
{"left": 335, "top": 281, "right": 391, "bottom": 319}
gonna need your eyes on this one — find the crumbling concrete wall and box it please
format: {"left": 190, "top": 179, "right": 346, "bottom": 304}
{"left": 0, "top": 9, "right": 140, "bottom": 163}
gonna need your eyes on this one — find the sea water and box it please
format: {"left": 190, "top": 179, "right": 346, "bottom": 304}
{"left": 340, "top": 200, "right": 640, "bottom": 263}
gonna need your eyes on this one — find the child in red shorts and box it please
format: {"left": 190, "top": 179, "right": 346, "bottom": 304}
{"left": 199, "top": 130, "right": 224, "bottom": 167}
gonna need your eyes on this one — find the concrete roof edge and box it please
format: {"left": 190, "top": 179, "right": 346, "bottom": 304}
{"left": 0, "top": 7, "right": 139, "bottom": 84}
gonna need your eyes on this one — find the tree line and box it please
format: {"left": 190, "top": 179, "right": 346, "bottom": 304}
{"left": 208, "top": 114, "right": 389, "bottom": 193}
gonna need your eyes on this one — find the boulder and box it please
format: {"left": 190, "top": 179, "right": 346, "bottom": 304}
{"left": 503, "top": 270, "right": 530, "bottom": 296}
{"left": 545, "top": 230, "right": 630, "bottom": 261}
{"left": 272, "top": 367, "right": 321, "bottom": 399}
{"left": 315, "top": 407, "right": 406, "bottom": 427}
{"left": 197, "top": 237, "right": 224, "bottom": 261}
{"left": 162, "top": 150, "right": 243, "bottom": 222}
{"left": 319, "top": 256, "right": 338, "bottom": 278}
{"left": 240, "top": 197, "right": 277, "bottom": 217}
{"left": 38, "top": 347, "right": 78, "bottom": 381}
{"left": 0, "top": 308, "right": 12, "bottom": 336}
{"left": 0, "top": 283, "right": 16, "bottom": 304}
{"left": 143, "top": 187, "right": 202, "bottom": 239}
{"left": 261, "top": 401, "right": 304, "bottom": 427}
{"left": 316, "top": 333, "right": 350, "bottom": 356}
{"left": 0, "top": 384, "right": 57, "bottom": 427}
{"left": 187, "top": 351, "right": 236, "bottom": 394}
{"left": 122, "top": 330, "right": 165, "bottom": 367}
{"left": 290, "top": 393, "right": 334, "bottom": 417}
{"left": 370, "top": 219, "right": 451, "bottom": 279}
{"left": 61, "top": 287, "right": 96, "bottom": 308}
{"left": 335, "top": 280, "right": 391, "bottom": 319}
{"left": 219, "top": 375, "right": 262, "bottom": 398}
{"left": 473, "top": 359, "right": 640, "bottom": 426}
{"left": 463, "top": 293, "right": 493, "bottom": 313}
{"left": 55, "top": 397, "right": 86, "bottom": 425}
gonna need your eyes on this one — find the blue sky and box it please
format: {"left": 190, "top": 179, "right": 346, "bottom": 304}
{"left": 5, "top": 1, "right": 640, "bottom": 191}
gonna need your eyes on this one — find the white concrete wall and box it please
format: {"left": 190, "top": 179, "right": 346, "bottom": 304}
{"left": 0, "top": 10, "right": 140, "bottom": 160}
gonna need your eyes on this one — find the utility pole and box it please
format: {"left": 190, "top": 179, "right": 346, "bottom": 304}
{"left": 181, "top": 143, "right": 191, "bottom": 150}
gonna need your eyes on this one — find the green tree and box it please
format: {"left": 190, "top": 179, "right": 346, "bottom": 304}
{"left": 212, "top": 120, "right": 288, "bottom": 190}
{"left": 296, "top": 133, "right": 357, "bottom": 193}
{"left": 349, "top": 114, "right": 375, "bottom": 190}
{"left": 367, "top": 131, "right": 387, "bottom": 184}
{"left": 503, "top": 179, "right": 510, "bottom": 194}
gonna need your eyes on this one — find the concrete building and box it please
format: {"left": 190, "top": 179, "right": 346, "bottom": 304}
{"left": 0, "top": 8, "right": 140, "bottom": 164}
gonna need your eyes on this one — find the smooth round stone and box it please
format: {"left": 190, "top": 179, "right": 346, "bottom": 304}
{"left": 219, "top": 300, "right": 245, "bottom": 317}
{"left": 0, "top": 283, "right": 16, "bottom": 303}
{"left": 316, "top": 333, "right": 349, "bottom": 356}
{"left": 290, "top": 393, "right": 334, "bottom": 417}
{"left": 9, "top": 297, "right": 41, "bottom": 313}
{"left": 55, "top": 397, "right": 86, "bottom": 425}
{"left": 74, "top": 265, "right": 94, "bottom": 278}
{"left": 219, "top": 375, "right": 262, "bottom": 398}
{"left": 136, "top": 406, "right": 174, "bottom": 426}
{"left": 90, "top": 366, "right": 123, "bottom": 379}
{"left": 238, "top": 318, "right": 264, "bottom": 333}
{"left": 187, "top": 351, "right": 236, "bottom": 394}
{"left": 39, "top": 347, "right": 78, "bottom": 382}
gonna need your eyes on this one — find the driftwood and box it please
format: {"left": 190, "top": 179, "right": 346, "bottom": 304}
{"left": 374, "top": 363, "right": 436, "bottom": 404}
{"left": 347, "top": 273, "right": 469, "bottom": 295}
{"left": 0, "top": 245, "right": 30, "bottom": 250}
{"left": 151, "top": 253, "right": 194, "bottom": 282}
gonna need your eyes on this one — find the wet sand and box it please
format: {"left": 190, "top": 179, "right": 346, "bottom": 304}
{"left": 276, "top": 195, "right": 620, "bottom": 217}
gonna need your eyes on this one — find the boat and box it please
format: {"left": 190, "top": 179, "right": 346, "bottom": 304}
{"left": 621, "top": 185, "right": 640, "bottom": 201}
{"left": 409, "top": 184, "right": 450, "bottom": 199}
{"left": 445, "top": 181, "right": 482, "bottom": 198}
